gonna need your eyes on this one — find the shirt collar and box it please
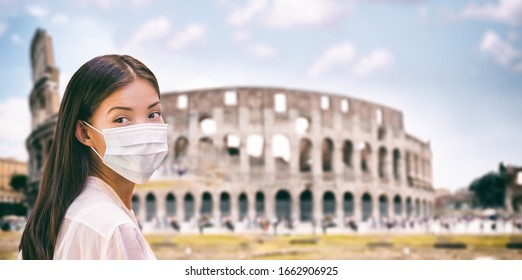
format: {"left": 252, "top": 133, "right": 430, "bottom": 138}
{"left": 86, "top": 176, "right": 140, "bottom": 226}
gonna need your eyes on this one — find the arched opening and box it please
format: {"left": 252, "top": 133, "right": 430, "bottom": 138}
{"left": 166, "top": 193, "right": 176, "bottom": 217}
{"left": 201, "top": 192, "right": 213, "bottom": 216}
{"left": 247, "top": 134, "right": 264, "bottom": 168}
{"left": 272, "top": 134, "right": 290, "bottom": 172}
{"left": 393, "top": 148, "right": 401, "bottom": 180}
{"left": 415, "top": 198, "right": 420, "bottom": 217}
{"left": 299, "top": 138, "right": 313, "bottom": 173}
{"left": 360, "top": 142, "right": 372, "bottom": 174}
{"left": 174, "top": 137, "right": 189, "bottom": 176}
{"left": 342, "top": 140, "right": 353, "bottom": 168}
{"left": 393, "top": 195, "right": 402, "bottom": 216}
{"left": 220, "top": 192, "right": 231, "bottom": 218}
{"left": 343, "top": 192, "right": 354, "bottom": 217}
{"left": 362, "top": 193, "right": 373, "bottom": 221}
{"left": 295, "top": 117, "right": 310, "bottom": 134}
{"left": 238, "top": 193, "right": 248, "bottom": 221}
{"left": 146, "top": 193, "right": 156, "bottom": 222}
{"left": 422, "top": 199, "right": 427, "bottom": 218}
{"left": 199, "top": 117, "right": 216, "bottom": 135}
{"left": 406, "top": 197, "right": 413, "bottom": 217}
{"left": 275, "top": 190, "right": 291, "bottom": 223}
{"left": 131, "top": 195, "right": 140, "bottom": 216}
{"left": 299, "top": 190, "right": 313, "bottom": 222}
{"left": 378, "top": 147, "right": 387, "bottom": 179}
{"left": 323, "top": 191, "right": 336, "bottom": 216}
{"left": 378, "top": 195, "right": 388, "bottom": 218}
{"left": 322, "top": 138, "right": 334, "bottom": 172}
{"left": 255, "top": 191, "right": 265, "bottom": 217}
{"left": 224, "top": 134, "right": 240, "bottom": 157}
{"left": 184, "top": 193, "right": 194, "bottom": 221}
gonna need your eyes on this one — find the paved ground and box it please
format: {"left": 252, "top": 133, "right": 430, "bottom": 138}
{"left": 2, "top": 232, "right": 522, "bottom": 260}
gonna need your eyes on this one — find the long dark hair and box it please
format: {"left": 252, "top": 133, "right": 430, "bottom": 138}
{"left": 19, "top": 54, "right": 160, "bottom": 259}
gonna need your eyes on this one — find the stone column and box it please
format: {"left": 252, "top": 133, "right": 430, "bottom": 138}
{"left": 156, "top": 191, "right": 166, "bottom": 219}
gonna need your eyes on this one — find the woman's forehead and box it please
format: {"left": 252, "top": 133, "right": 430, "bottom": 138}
{"left": 100, "top": 80, "right": 160, "bottom": 112}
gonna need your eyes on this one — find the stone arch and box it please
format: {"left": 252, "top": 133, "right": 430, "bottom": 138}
{"left": 224, "top": 134, "right": 240, "bottom": 158}
{"left": 362, "top": 193, "right": 373, "bottom": 221}
{"left": 343, "top": 192, "right": 354, "bottom": 217}
{"left": 299, "top": 189, "right": 313, "bottom": 222}
{"left": 146, "top": 192, "right": 156, "bottom": 222}
{"left": 295, "top": 116, "right": 310, "bottom": 134}
{"left": 378, "top": 194, "right": 388, "bottom": 218}
{"left": 360, "top": 142, "right": 372, "bottom": 174}
{"left": 201, "top": 191, "right": 213, "bottom": 216}
{"left": 415, "top": 198, "right": 420, "bottom": 217}
{"left": 238, "top": 193, "right": 248, "bottom": 221}
{"left": 323, "top": 191, "right": 336, "bottom": 216}
{"left": 299, "top": 138, "right": 313, "bottom": 173}
{"left": 342, "top": 140, "right": 353, "bottom": 168}
{"left": 166, "top": 193, "right": 176, "bottom": 217}
{"left": 406, "top": 197, "right": 413, "bottom": 217}
{"left": 378, "top": 146, "right": 387, "bottom": 178}
{"left": 184, "top": 193, "right": 194, "bottom": 221}
{"left": 275, "top": 190, "right": 292, "bottom": 223}
{"left": 393, "top": 148, "right": 401, "bottom": 180}
{"left": 272, "top": 134, "right": 291, "bottom": 172}
{"left": 199, "top": 116, "right": 216, "bottom": 135}
{"left": 322, "top": 138, "right": 334, "bottom": 172}
{"left": 393, "top": 195, "right": 402, "bottom": 216}
{"left": 131, "top": 194, "right": 140, "bottom": 216}
{"left": 255, "top": 191, "right": 265, "bottom": 217}
{"left": 247, "top": 134, "right": 265, "bottom": 168}
{"left": 174, "top": 137, "right": 189, "bottom": 163}
{"left": 220, "top": 192, "right": 231, "bottom": 218}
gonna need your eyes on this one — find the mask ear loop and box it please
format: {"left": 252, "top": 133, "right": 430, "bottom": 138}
{"left": 81, "top": 120, "right": 104, "bottom": 161}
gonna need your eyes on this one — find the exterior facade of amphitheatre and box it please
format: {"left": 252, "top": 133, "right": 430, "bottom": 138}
{"left": 28, "top": 29, "right": 435, "bottom": 233}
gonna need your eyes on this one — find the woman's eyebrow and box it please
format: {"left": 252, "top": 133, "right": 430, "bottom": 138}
{"left": 108, "top": 106, "right": 132, "bottom": 113}
{"left": 148, "top": 101, "right": 161, "bottom": 109}
{"left": 107, "top": 101, "right": 160, "bottom": 114}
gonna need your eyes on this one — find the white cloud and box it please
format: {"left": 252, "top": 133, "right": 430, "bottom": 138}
{"left": 514, "top": 62, "right": 522, "bottom": 72}
{"left": 463, "top": 0, "right": 522, "bottom": 26}
{"left": 246, "top": 43, "right": 278, "bottom": 59}
{"left": 307, "top": 43, "right": 356, "bottom": 77}
{"left": 263, "top": 0, "right": 347, "bottom": 28}
{"left": 10, "top": 33, "right": 20, "bottom": 44}
{"left": 51, "top": 13, "right": 69, "bottom": 25}
{"left": 168, "top": 23, "right": 207, "bottom": 51}
{"left": 225, "top": 0, "right": 350, "bottom": 29}
{"left": 126, "top": 16, "right": 171, "bottom": 50}
{"left": 26, "top": 5, "right": 48, "bottom": 19}
{"left": 232, "top": 29, "right": 252, "bottom": 42}
{"left": 352, "top": 49, "right": 394, "bottom": 77}
{"left": 479, "top": 30, "right": 520, "bottom": 68}
{"left": 0, "top": 97, "right": 31, "bottom": 161}
{"left": 228, "top": 0, "right": 268, "bottom": 26}
{"left": 0, "top": 22, "right": 7, "bottom": 36}
{"left": 76, "top": 0, "right": 154, "bottom": 10}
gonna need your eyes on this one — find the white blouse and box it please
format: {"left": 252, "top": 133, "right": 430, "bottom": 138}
{"left": 18, "top": 176, "right": 156, "bottom": 260}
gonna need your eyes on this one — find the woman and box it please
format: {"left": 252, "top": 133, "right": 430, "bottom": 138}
{"left": 18, "top": 54, "right": 168, "bottom": 260}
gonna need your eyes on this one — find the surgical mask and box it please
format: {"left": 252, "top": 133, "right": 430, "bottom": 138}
{"left": 82, "top": 121, "right": 169, "bottom": 184}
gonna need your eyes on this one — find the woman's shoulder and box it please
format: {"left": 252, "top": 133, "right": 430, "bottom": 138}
{"left": 64, "top": 182, "right": 136, "bottom": 241}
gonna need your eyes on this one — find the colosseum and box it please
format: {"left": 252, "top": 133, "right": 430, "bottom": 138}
{"left": 27, "top": 29, "right": 434, "bottom": 233}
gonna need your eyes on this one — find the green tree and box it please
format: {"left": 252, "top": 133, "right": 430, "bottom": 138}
{"left": 469, "top": 172, "right": 506, "bottom": 208}
{"left": 9, "top": 174, "right": 28, "bottom": 193}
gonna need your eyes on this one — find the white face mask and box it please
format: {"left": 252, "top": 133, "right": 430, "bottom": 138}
{"left": 82, "top": 121, "right": 169, "bottom": 184}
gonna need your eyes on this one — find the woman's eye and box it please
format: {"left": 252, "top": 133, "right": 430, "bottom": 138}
{"left": 149, "top": 112, "right": 161, "bottom": 119}
{"left": 114, "top": 117, "right": 129, "bottom": 124}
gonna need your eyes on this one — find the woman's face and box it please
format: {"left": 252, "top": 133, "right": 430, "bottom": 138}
{"left": 87, "top": 78, "right": 163, "bottom": 156}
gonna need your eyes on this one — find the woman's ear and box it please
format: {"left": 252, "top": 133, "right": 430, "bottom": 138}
{"left": 75, "top": 120, "right": 93, "bottom": 147}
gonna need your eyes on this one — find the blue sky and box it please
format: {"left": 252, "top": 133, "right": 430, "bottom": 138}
{"left": 0, "top": 0, "right": 521, "bottom": 191}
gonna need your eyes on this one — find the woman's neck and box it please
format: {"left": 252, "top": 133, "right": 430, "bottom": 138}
{"left": 91, "top": 164, "right": 135, "bottom": 210}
